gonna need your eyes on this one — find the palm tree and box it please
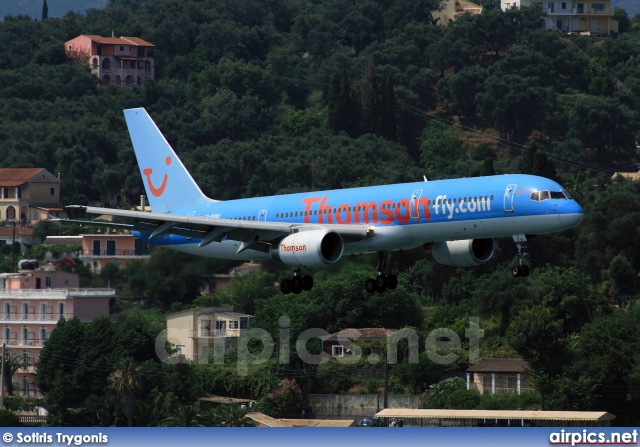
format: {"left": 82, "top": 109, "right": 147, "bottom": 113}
{"left": 108, "top": 358, "right": 141, "bottom": 427}
{"left": 210, "top": 405, "right": 255, "bottom": 427}
{"left": 161, "top": 403, "right": 206, "bottom": 427}
{"left": 3, "top": 352, "right": 30, "bottom": 396}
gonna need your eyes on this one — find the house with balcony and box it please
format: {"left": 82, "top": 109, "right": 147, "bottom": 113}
{"left": 0, "top": 268, "right": 114, "bottom": 397}
{"left": 64, "top": 34, "right": 155, "bottom": 86}
{"left": 0, "top": 168, "right": 64, "bottom": 223}
{"left": 433, "top": 0, "right": 483, "bottom": 25}
{"left": 466, "top": 358, "right": 535, "bottom": 395}
{"left": 166, "top": 307, "right": 252, "bottom": 362}
{"left": 502, "top": 0, "right": 618, "bottom": 36}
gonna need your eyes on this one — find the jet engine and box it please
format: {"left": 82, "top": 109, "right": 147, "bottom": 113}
{"left": 271, "top": 229, "right": 344, "bottom": 268}
{"left": 430, "top": 239, "right": 494, "bottom": 267}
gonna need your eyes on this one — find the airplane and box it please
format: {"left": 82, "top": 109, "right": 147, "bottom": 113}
{"left": 64, "top": 107, "right": 583, "bottom": 295}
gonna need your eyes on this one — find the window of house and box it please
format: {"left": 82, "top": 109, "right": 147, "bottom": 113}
{"left": 68, "top": 45, "right": 72, "bottom": 51}
{"left": 4, "top": 327, "right": 10, "bottom": 342}
{"left": 591, "top": 3, "right": 605, "bottom": 12}
{"left": 40, "top": 303, "right": 47, "bottom": 320}
{"left": 21, "top": 377, "right": 29, "bottom": 396}
{"left": 240, "top": 319, "right": 247, "bottom": 329}
{"left": 332, "top": 345, "right": 344, "bottom": 357}
{"left": 4, "top": 303, "right": 10, "bottom": 320}
{"left": 22, "top": 303, "right": 28, "bottom": 320}
{"left": 16, "top": 188, "right": 21, "bottom": 199}
{"left": 58, "top": 302, "right": 65, "bottom": 319}
{"left": 45, "top": 277, "right": 52, "bottom": 288}
{"left": 50, "top": 187, "right": 55, "bottom": 196}
{"left": 40, "top": 328, "right": 46, "bottom": 342}
{"left": 119, "top": 45, "right": 124, "bottom": 52}
{"left": 2, "top": 188, "right": 8, "bottom": 199}
{"left": 561, "top": 2, "right": 567, "bottom": 8}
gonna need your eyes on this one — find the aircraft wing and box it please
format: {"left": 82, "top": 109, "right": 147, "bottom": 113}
{"left": 59, "top": 206, "right": 374, "bottom": 253}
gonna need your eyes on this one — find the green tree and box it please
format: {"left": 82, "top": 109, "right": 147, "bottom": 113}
{"left": 2, "top": 352, "right": 30, "bottom": 396}
{"left": 211, "top": 404, "right": 256, "bottom": 427}
{"left": 108, "top": 358, "right": 142, "bottom": 427}
{"left": 567, "top": 95, "right": 635, "bottom": 162}
{"left": 423, "top": 377, "right": 466, "bottom": 408}
{"left": 272, "top": 378, "right": 305, "bottom": 417}
{"left": 419, "top": 121, "right": 464, "bottom": 178}
{"left": 608, "top": 254, "right": 636, "bottom": 300}
{"left": 161, "top": 402, "right": 206, "bottom": 427}
{"left": 505, "top": 306, "right": 566, "bottom": 409}
{"left": 437, "top": 66, "right": 486, "bottom": 117}
{"left": 477, "top": 75, "right": 555, "bottom": 142}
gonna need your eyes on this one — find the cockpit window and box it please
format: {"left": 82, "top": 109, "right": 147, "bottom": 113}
{"left": 530, "top": 190, "right": 569, "bottom": 201}
{"left": 549, "top": 191, "right": 566, "bottom": 199}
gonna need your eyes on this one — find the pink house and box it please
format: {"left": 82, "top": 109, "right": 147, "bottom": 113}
{"left": 64, "top": 34, "right": 155, "bottom": 86}
{"left": 0, "top": 269, "right": 114, "bottom": 397}
{"left": 79, "top": 233, "right": 151, "bottom": 273}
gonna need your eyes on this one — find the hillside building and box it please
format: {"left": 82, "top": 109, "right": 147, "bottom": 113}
{"left": 0, "top": 268, "right": 114, "bottom": 397}
{"left": 502, "top": 0, "right": 618, "bottom": 36}
{"left": 432, "top": 0, "right": 483, "bottom": 25}
{"left": 64, "top": 34, "right": 155, "bottom": 86}
{"left": 0, "top": 168, "right": 64, "bottom": 223}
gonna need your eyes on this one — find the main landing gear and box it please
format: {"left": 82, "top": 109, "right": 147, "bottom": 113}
{"left": 511, "top": 234, "right": 530, "bottom": 278}
{"left": 365, "top": 252, "right": 398, "bottom": 293}
{"left": 281, "top": 269, "right": 314, "bottom": 295}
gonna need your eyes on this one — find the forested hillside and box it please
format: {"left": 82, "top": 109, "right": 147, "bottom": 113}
{"left": 1, "top": 0, "right": 640, "bottom": 426}
{"left": 0, "top": 0, "right": 108, "bottom": 20}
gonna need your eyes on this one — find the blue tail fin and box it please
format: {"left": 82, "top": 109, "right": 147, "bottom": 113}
{"left": 123, "top": 108, "right": 215, "bottom": 214}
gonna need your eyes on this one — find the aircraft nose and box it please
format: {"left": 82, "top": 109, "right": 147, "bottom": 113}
{"left": 558, "top": 200, "right": 583, "bottom": 228}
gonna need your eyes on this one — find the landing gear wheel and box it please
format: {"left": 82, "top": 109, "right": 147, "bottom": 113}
{"left": 375, "top": 275, "right": 387, "bottom": 293}
{"left": 512, "top": 266, "right": 522, "bottom": 277}
{"left": 386, "top": 274, "right": 398, "bottom": 290}
{"left": 302, "top": 275, "right": 314, "bottom": 291}
{"left": 291, "top": 276, "right": 303, "bottom": 294}
{"left": 521, "top": 265, "right": 530, "bottom": 277}
{"left": 365, "top": 278, "right": 377, "bottom": 294}
{"left": 281, "top": 279, "right": 292, "bottom": 294}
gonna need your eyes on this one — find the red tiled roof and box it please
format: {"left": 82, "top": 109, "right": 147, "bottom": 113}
{"left": 0, "top": 168, "right": 44, "bottom": 185}
{"left": 321, "top": 328, "right": 396, "bottom": 340}
{"left": 466, "top": 358, "right": 528, "bottom": 373}
{"left": 83, "top": 35, "right": 154, "bottom": 47}
{"left": 0, "top": 226, "right": 34, "bottom": 237}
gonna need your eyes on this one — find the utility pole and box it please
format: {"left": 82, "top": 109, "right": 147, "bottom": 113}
{"left": 1, "top": 343, "right": 5, "bottom": 409}
{"left": 11, "top": 221, "right": 16, "bottom": 273}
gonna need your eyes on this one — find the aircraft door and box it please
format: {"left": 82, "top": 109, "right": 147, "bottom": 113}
{"left": 504, "top": 184, "right": 516, "bottom": 213}
{"left": 258, "top": 210, "right": 268, "bottom": 221}
{"left": 410, "top": 189, "right": 423, "bottom": 220}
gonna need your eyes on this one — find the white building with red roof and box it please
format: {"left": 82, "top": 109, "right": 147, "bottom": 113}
{"left": 64, "top": 34, "right": 155, "bottom": 86}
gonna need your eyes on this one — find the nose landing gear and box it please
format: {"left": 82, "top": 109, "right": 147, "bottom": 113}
{"left": 511, "top": 234, "right": 530, "bottom": 278}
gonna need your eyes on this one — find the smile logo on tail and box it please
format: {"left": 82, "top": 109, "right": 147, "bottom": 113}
{"left": 143, "top": 156, "right": 172, "bottom": 197}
